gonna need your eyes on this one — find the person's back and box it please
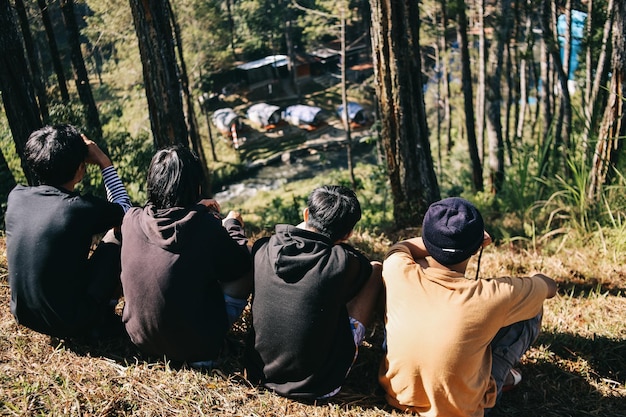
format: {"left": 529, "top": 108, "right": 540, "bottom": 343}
{"left": 120, "top": 146, "right": 252, "bottom": 363}
{"left": 379, "top": 197, "right": 557, "bottom": 416}
{"left": 246, "top": 185, "right": 382, "bottom": 399}
{"left": 6, "top": 125, "right": 131, "bottom": 337}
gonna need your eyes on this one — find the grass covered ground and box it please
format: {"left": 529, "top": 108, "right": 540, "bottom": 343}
{"left": 1, "top": 230, "right": 626, "bottom": 416}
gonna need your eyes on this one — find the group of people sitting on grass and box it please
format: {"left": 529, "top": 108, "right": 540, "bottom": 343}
{"left": 5, "top": 125, "right": 557, "bottom": 417}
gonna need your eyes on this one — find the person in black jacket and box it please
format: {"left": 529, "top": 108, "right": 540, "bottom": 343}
{"left": 120, "top": 145, "right": 252, "bottom": 366}
{"left": 246, "top": 185, "right": 383, "bottom": 399}
{"left": 6, "top": 125, "right": 131, "bottom": 338}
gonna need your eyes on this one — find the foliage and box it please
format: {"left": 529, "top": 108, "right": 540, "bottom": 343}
{"left": 174, "top": 0, "right": 235, "bottom": 73}
{"left": 103, "top": 129, "right": 153, "bottom": 205}
{"left": 0, "top": 119, "right": 26, "bottom": 186}
{"left": 236, "top": 160, "right": 393, "bottom": 237}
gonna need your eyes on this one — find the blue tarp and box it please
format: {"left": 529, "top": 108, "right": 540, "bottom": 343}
{"left": 283, "top": 105, "right": 323, "bottom": 126}
{"left": 557, "top": 10, "right": 587, "bottom": 80}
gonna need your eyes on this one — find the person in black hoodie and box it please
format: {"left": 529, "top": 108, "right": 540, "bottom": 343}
{"left": 246, "top": 185, "right": 383, "bottom": 399}
{"left": 6, "top": 125, "right": 131, "bottom": 339}
{"left": 120, "top": 145, "right": 252, "bottom": 366}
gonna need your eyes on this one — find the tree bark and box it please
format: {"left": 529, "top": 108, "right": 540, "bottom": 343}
{"left": 485, "top": 0, "right": 513, "bottom": 193}
{"left": 340, "top": 8, "right": 356, "bottom": 189}
{"left": 588, "top": 0, "right": 625, "bottom": 201}
{"left": 370, "top": 0, "right": 440, "bottom": 228}
{"left": 168, "top": 0, "right": 212, "bottom": 195}
{"left": 37, "top": 0, "right": 70, "bottom": 102}
{"left": 476, "top": 0, "right": 486, "bottom": 162}
{"left": 543, "top": 0, "right": 572, "bottom": 176}
{"left": 60, "top": 0, "right": 103, "bottom": 140}
{"left": 562, "top": 0, "right": 572, "bottom": 79}
{"left": 516, "top": 0, "right": 534, "bottom": 140}
{"left": 538, "top": 0, "right": 552, "bottom": 176}
{"left": 583, "top": 0, "right": 614, "bottom": 155}
{"left": 14, "top": 0, "right": 48, "bottom": 123}
{"left": 440, "top": 0, "right": 452, "bottom": 154}
{"left": 455, "top": 0, "right": 483, "bottom": 191}
{"left": 0, "top": 0, "right": 42, "bottom": 184}
{"left": 225, "top": 0, "right": 237, "bottom": 60}
{"left": 129, "top": 0, "right": 190, "bottom": 149}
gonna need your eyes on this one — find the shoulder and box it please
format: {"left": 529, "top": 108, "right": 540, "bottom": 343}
{"left": 332, "top": 243, "right": 372, "bottom": 276}
{"left": 383, "top": 243, "right": 414, "bottom": 265}
{"left": 386, "top": 241, "right": 414, "bottom": 258}
{"left": 486, "top": 275, "right": 551, "bottom": 301}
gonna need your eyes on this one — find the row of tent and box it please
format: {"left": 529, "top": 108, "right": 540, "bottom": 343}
{"left": 212, "top": 102, "right": 369, "bottom": 140}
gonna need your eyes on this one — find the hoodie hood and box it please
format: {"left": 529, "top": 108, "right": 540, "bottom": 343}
{"left": 268, "top": 224, "right": 334, "bottom": 282}
{"left": 134, "top": 204, "right": 207, "bottom": 252}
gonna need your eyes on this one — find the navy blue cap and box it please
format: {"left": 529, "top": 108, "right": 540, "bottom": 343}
{"left": 422, "top": 197, "right": 485, "bottom": 265}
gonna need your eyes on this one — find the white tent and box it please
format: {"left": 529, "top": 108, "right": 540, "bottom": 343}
{"left": 212, "top": 108, "right": 240, "bottom": 136}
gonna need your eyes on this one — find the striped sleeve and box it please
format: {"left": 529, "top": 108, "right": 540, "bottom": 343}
{"left": 101, "top": 165, "right": 131, "bottom": 213}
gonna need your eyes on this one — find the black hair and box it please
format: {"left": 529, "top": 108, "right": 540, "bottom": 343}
{"left": 147, "top": 145, "right": 203, "bottom": 209}
{"left": 24, "top": 124, "right": 88, "bottom": 186}
{"left": 306, "top": 185, "right": 361, "bottom": 242}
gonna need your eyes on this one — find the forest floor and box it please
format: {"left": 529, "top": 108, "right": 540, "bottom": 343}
{"left": 1, "top": 233, "right": 625, "bottom": 416}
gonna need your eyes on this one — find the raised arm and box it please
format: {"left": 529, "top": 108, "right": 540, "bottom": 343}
{"left": 395, "top": 237, "right": 431, "bottom": 260}
{"left": 83, "top": 135, "right": 131, "bottom": 213}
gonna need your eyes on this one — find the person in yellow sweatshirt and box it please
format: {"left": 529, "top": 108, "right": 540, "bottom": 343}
{"left": 379, "top": 197, "right": 557, "bottom": 417}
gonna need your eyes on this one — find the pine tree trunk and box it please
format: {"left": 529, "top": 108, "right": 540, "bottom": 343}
{"left": 439, "top": 0, "right": 452, "bottom": 153}
{"left": 60, "top": 0, "right": 102, "bottom": 140}
{"left": 562, "top": 0, "right": 572, "bottom": 79}
{"left": 516, "top": 0, "right": 534, "bottom": 140}
{"left": 340, "top": 9, "right": 356, "bottom": 189}
{"left": 455, "top": 0, "right": 483, "bottom": 191}
{"left": 539, "top": 0, "right": 552, "bottom": 176}
{"left": 588, "top": 0, "right": 625, "bottom": 200}
{"left": 0, "top": 0, "right": 42, "bottom": 184}
{"left": 583, "top": 0, "right": 614, "bottom": 156}
{"left": 37, "top": 0, "right": 70, "bottom": 102}
{"left": 225, "top": 0, "right": 237, "bottom": 60}
{"left": 14, "top": 0, "right": 48, "bottom": 123}
{"left": 476, "top": 0, "right": 486, "bottom": 162}
{"left": 129, "top": 0, "right": 190, "bottom": 149}
{"left": 504, "top": 41, "right": 514, "bottom": 165}
{"left": 370, "top": 0, "right": 440, "bottom": 228}
{"left": 485, "top": 0, "right": 512, "bottom": 194}
{"left": 544, "top": 0, "right": 572, "bottom": 175}
{"left": 168, "top": 0, "right": 212, "bottom": 194}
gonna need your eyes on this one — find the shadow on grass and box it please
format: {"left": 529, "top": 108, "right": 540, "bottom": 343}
{"left": 556, "top": 277, "right": 626, "bottom": 297}
{"left": 491, "top": 331, "right": 626, "bottom": 417}
{"left": 54, "top": 319, "right": 626, "bottom": 416}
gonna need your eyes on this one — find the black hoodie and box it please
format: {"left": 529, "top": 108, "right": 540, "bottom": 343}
{"left": 247, "top": 224, "right": 372, "bottom": 398}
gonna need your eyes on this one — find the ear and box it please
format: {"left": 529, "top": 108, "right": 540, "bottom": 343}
{"left": 74, "top": 162, "right": 86, "bottom": 181}
{"left": 302, "top": 207, "right": 309, "bottom": 223}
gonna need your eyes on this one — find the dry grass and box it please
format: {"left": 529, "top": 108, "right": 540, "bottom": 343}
{"left": 1, "top": 234, "right": 626, "bottom": 416}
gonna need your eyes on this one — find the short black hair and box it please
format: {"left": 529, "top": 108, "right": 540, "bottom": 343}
{"left": 306, "top": 185, "right": 361, "bottom": 242}
{"left": 147, "top": 145, "right": 203, "bottom": 209}
{"left": 24, "top": 125, "right": 87, "bottom": 186}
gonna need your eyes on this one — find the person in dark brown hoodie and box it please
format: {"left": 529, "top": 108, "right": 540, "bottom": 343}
{"left": 120, "top": 145, "right": 251, "bottom": 366}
